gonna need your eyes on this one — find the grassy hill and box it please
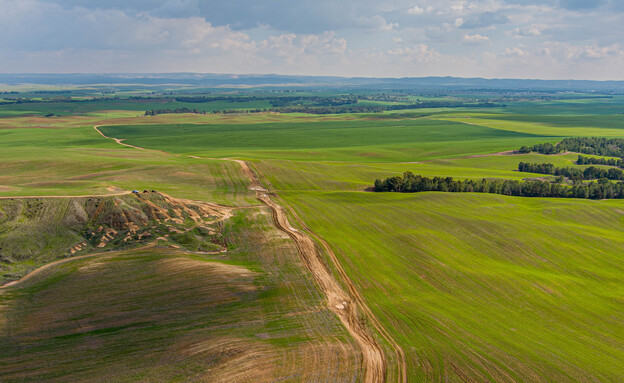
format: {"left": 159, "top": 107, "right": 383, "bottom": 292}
{"left": 0, "top": 207, "right": 361, "bottom": 382}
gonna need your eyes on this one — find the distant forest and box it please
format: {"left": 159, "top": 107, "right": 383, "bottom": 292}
{"left": 373, "top": 172, "right": 624, "bottom": 199}
{"left": 148, "top": 94, "right": 503, "bottom": 115}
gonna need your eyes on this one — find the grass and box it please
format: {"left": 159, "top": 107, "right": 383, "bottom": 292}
{"left": 99, "top": 118, "right": 546, "bottom": 162}
{"left": 280, "top": 191, "right": 624, "bottom": 382}
{"left": 0, "top": 122, "right": 254, "bottom": 205}
{"left": 253, "top": 152, "right": 582, "bottom": 192}
{"left": 0, "top": 99, "right": 272, "bottom": 117}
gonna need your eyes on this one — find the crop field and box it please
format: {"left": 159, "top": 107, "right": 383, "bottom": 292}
{"left": 0, "top": 99, "right": 272, "bottom": 117}
{"left": 0, "top": 119, "right": 254, "bottom": 204}
{"left": 99, "top": 117, "right": 547, "bottom": 162}
{"left": 278, "top": 191, "right": 624, "bottom": 382}
{"left": 1, "top": 91, "right": 623, "bottom": 382}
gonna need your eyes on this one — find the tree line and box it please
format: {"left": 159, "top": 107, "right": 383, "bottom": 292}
{"left": 145, "top": 108, "right": 208, "bottom": 116}
{"left": 518, "top": 137, "right": 624, "bottom": 158}
{"left": 373, "top": 172, "right": 624, "bottom": 200}
{"left": 518, "top": 162, "right": 624, "bottom": 181}
{"left": 577, "top": 155, "right": 624, "bottom": 168}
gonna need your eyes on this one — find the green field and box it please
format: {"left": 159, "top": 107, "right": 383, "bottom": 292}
{"left": 99, "top": 117, "right": 547, "bottom": 162}
{"left": 1, "top": 92, "right": 623, "bottom": 382}
{"left": 279, "top": 191, "right": 624, "bottom": 381}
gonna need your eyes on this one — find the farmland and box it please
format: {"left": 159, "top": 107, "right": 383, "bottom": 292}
{"left": 1, "top": 86, "right": 623, "bottom": 382}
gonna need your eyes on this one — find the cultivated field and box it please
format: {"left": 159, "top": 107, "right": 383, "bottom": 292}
{"left": 1, "top": 89, "right": 623, "bottom": 382}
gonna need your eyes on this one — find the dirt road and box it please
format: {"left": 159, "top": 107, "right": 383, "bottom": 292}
{"left": 234, "top": 160, "right": 406, "bottom": 383}
{"left": 94, "top": 125, "right": 147, "bottom": 150}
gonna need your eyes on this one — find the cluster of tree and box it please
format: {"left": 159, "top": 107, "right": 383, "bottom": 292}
{"left": 517, "top": 142, "right": 559, "bottom": 154}
{"left": 175, "top": 95, "right": 264, "bottom": 103}
{"left": 517, "top": 162, "right": 555, "bottom": 174}
{"left": 146, "top": 108, "right": 269, "bottom": 116}
{"left": 145, "top": 108, "right": 208, "bottom": 116}
{"left": 518, "top": 162, "right": 624, "bottom": 181}
{"left": 518, "top": 137, "right": 624, "bottom": 158}
{"left": 373, "top": 172, "right": 624, "bottom": 200}
{"left": 577, "top": 154, "right": 624, "bottom": 167}
{"left": 32, "top": 90, "right": 72, "bottom": 94}
{"left": 174, "top": 94, "right": 503, "bottom": 114}
{"left": 0, "top": 96, "right": 121, "bottom": 105}
{"left": 270, "top": 101, "right": 502, "bottom": 115}
{"left": 559, "top": 137, "right": 624, "bottom": 158}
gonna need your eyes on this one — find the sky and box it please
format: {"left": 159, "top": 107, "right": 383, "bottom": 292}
{"left": 0, "top": 0, "right": 622, "bottom": 80}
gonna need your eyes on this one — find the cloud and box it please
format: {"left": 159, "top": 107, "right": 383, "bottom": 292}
{"left": 407, "top": 6, "right": 424, "bottom": 15}
{"left": 0, "top": 0, "right": 623, "bottom": 79}
{"left": 512, "top": 25, "right": 543, "bottom": 37}
{"left": 463, "top": 34, "right": 492, "bottom": 45}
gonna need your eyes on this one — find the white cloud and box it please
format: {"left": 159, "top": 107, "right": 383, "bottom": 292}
{"left": 512, "top": 25, "right": 543, "bottom": 37}
{"left": 407, "top": 6, "right": 425, "bottom": 15}
{"left": 463, "top": 34, "right": 491, "bottom": 45}
{"left": 0, "top": 0, "right": 623, "bottom": 79}
{"left": 504, "top": 47, "right": 527, "bottom": 56}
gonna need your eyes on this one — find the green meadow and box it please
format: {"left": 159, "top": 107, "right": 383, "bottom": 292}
{"left": 1, "top": 94, "right": 623, "bottom": 381}
{"left": 0, "top": 122, "right": 254, "bottom": 204}
{"left": 279, "top": 191, "right": 624, "bottom": 382}
{"left": 99, "top": 117, "right": 546, "bottom": 162}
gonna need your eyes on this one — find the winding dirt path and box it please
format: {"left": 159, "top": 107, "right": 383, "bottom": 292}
{"left": 94, "top": 125, "right": 147, "bottom": 150}
{"left": 0, "top": 246, "right": 154, "bottom": 289}
{"left": 234, "top": 160, "right": 392, "bottom": 383}
{"left": 94, "top": 126, "right": 406, "bottom": 382}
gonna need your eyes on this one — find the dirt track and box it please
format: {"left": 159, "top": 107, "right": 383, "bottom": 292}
{"left": 94, "top": 126, "right": 404, "bottom": 382}
{"left": 234, "top": 160, "right": 405, "bottom": 383}
{"left": 94, "top": 125, "right": 146, "bottom": 150}
{"left": 0, "top": 246, "right": 156, "bottom": 289}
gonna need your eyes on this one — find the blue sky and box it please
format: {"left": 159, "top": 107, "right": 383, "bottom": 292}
{"left": 0, "top": 0, "right": 622, "bottom": 79}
